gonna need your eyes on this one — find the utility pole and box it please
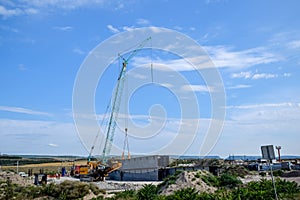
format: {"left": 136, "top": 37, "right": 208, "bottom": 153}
{"left": 16, "top": 160, "right": 19, "bottom": 174}
{"left": 276, "top": 146, "right": 281, "bottom": 162}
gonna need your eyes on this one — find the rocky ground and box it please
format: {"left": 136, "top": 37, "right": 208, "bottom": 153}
{"left": 0, "top": 171, "right": 33, "bottom": 186}
{"left": 1, "top": 169, "right": 300, "bottom": 199}
{"left": 95, "top": 180, "right": 161, "bottom": 191}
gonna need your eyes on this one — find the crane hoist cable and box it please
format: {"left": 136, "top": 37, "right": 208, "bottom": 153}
{"left": 87, "top": 97, "right": 111, "bottom": 163}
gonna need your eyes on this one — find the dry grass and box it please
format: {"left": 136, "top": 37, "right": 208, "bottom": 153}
{"left": 1, "top": 160, "right": 87, "bottom": 174}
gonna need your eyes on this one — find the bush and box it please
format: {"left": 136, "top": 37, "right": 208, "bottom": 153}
{"left": 89, "top": 183, "right": 105, "bottom": 195}
{"left": 200, "top": 174, "right": 219, "bottom": 187}
{"left": 273, "top": 170, "right": 283, "bottom": 177}
{"left": 114, "top": 190, "right": 136, "bottom": 200}
{"left": 159, "top": 171, "right": 182, "bottom": 188}
{"left": 219, "top": 173, "right": 242, "bottom": 188}
{"left": 137, "top": 184, "right": 157, "bottom": 200}
{"left": 259, "top": 172, "right": 266, "bottom": 177}
{"left": 166, "top": 188, "right": 198, "bottom": 200}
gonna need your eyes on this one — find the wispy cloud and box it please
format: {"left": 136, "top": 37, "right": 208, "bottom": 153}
{"left": 231, "top": 71, "right": 279, "bottom": 80}
{"left": 252, "top": 73, "right": 278, "bottom": 80}
{"left": 132, "top": 44, "right": 281, "bottom": 72}
{"left": 53, "top": 26, "right": 73, "bottom": 31}
{"left": 18, "top": 64, "right": 27, "bottom": 71}
{"left": 73, "top": 48, "right": 85, "bottom": 55}
{"left": 48, "top": 143, "right": 59, "bottom": 147}
{"left": 15, "top": 0, "right": 106, "bottom": 10}
{"left": 136, "top": 18, "right": 150, "bottom": 25}
{"left": 0, "top": 106, "right": 51, "bottom": 116}
{"left": 283, "top": 73, "right": 291, "bottom": 77}
{"left": 107, "top": 24, "right": 119, "bottom": 33}
{"left": 204, "top": 46, "right": 279, "bottom": 69}
{"left": 122, "top": 26, "right": 135, "bottom": 31}
{"left": 227, "top": 102, "right": 296, "bottom": 109}
{"left": 0, "top": 5, "right": 37, "bottom": 18}
{"left": 287, "top": 40, "right": 300, "bottom": 49}
{"left": 0, "top": 1, "right": 127, "bottom": 18}
{"left": 0, "top": 119, "right": 84, "bottom": 155}
{"left": 231, "top": 71, "right": 252, "bottom": 79}
{"left": 227, "top": 84, "right": 252, "bottom": 90}
{"left": 132, "top": 56, "right": 196, "bottom": 71}
{"left": 181, "top": 84, "right": 212, "bottom": 92}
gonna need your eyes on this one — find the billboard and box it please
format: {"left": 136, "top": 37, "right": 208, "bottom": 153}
{"left": 261, "top": 145, "right": 275, "bottom": 160}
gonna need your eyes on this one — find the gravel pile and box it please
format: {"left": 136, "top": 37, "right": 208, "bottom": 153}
{"left": 160, "top": 171, "right": 216, "bottom": 195}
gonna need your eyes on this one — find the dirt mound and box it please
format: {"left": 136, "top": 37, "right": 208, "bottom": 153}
{"left": 0, "top": 171, "right": 32, "bottom": 186}
{"left": 159, "top": 170, "right": 216, "bottom": 195}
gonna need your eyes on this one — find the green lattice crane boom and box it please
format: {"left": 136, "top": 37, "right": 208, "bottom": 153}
{"left": 101, "top": 37, "right": 151, "bottom": 164}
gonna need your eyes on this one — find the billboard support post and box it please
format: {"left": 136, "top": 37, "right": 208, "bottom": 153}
{"left": 261, "top": 145, "right": 278, "bottom": 200}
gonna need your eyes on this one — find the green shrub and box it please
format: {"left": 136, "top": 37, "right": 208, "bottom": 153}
{"left": 166, "top": 188, "right": 198, "bottom": 200}
{"left": 194, "top": 172, "right": 200, "bottom": 178}
{"left": 137, "top": 184, "right": 157, "bottom": 200}
{"left": 219, "top": 173, "right": 242, "bottom": 188}
{"left": 259, "top": 172, "right": 266, "bottom": 177}
{"left": 114, "top": 190, "right": 136, "bottom": 200}
{"left": 200, "top": 174, "right": 219, "bottom": 187}
{"left": 272, "top": 170, "right": 283, "bottom": 177}
{"left": 89, "top": 183, "right": 105, "bottom": 195}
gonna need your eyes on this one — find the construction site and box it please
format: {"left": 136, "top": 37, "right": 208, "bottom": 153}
{"left": 1, "top": 36, "right": 300, "bottom": 199}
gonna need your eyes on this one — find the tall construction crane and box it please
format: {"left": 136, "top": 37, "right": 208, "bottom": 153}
{"left": 102, "top": 36, "right": 152, "bottom": 163}
{"left": 73, "top": 37, "right": 152, "bottom": 182}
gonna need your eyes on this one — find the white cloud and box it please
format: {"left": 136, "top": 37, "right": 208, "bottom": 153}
{"left": 18, "top": 64, "right": 27, "bottom": 71}
{"left": 283, "top": 73, "right": 291, "bottom": 77}
{"left": 287, "top": 40, "right": 300, "bottom": 49}
{"left": 204, "top": 46, "right": 279, "bottom": 69}
{"left": 0, "top": 5, "right": 21, "bottom": 17}
{"left": 73, "top": 48, "right": 85, "bottom": 55}
{"left": 122, "top": 26, "right": 135, "bottom": 32}
{"left": 0, "top": 106, "right": 51, "bottom": 116}
{"left": 0, "top": 5, "right": 38, "bottom": 18}
{"left": 0, "top": 119, "right": 85, "bottom": 155}
{"left": 107, "top": 24, "right": 119, "bottom": 33}
{"left": 231, "top": 71, "right": 252, "bottom": 79}
{"left": 0, "top": 1, "right": 128, "bottom": 18}
{"left": 231, "top": 71, "right": 278, "bottom": 80}
{"left": 181, "top": 84, "right": 212, "bottom": 92}
{"left": 18, "top": 0, "right": 106, "bottom": 10}
{"left": 173, "top": 26, "right": 183, "bottom": 30}
{"left": 53, "top": 26, "right": 73, "bottom": 31}
{"left": 252, "top": 73, "right": 278, "bottom": 80}
{"left": 227, "top": 102, "right": 295, "bottom": 109}
{"left": 227, "top": 84, "right": 252, "bottom": 90}
{"left": 132, "top": 56, "right": 196, "bottom": 71}
{"left": 136, "top": 18, "right": 150, "bottom": 25}
{"left": 48, "top": 143, "right": 59, "bottom": 147}
{"left": 130, "top": 72, "right": 147, "bottom": 80}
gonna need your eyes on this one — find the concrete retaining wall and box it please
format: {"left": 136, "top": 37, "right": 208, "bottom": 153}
{"left": 109, "top": 170, "right": 159, "bottom": 181}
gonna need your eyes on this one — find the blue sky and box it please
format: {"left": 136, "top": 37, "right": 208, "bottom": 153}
{"left": 0, "top": 0, "right": 299, "bottom": 158}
